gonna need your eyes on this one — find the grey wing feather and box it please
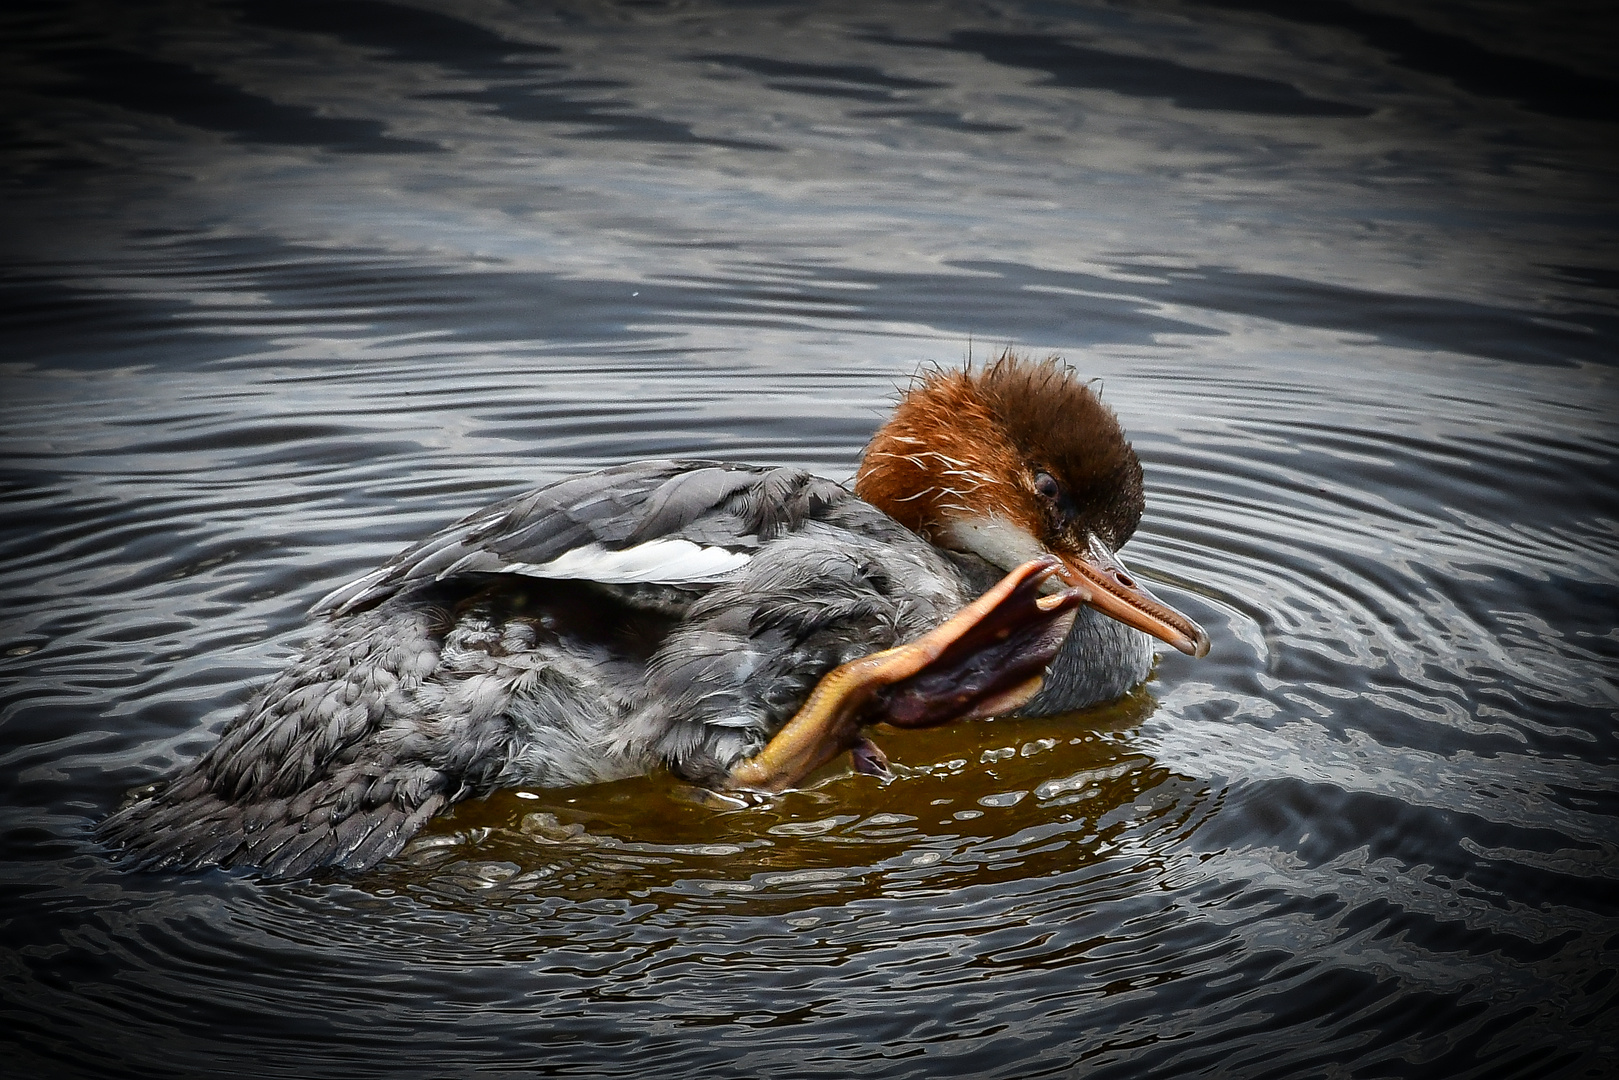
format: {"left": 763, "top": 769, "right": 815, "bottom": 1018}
{"left": 613, "top": 525, "right": 971, "bottom": 785}
{"left": 622, "top": 466, "right": 770, "bottom": 544}
{"left": 313, "top": 460, "right": 850, "bottom": 618}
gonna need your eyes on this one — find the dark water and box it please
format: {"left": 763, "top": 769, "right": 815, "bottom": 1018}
{"left": 3, "top": 1, "right": 1617, "bottom": 1077}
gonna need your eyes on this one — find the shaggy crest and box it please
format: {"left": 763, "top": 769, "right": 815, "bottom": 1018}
{"left": 854, "top": 352, "right": 1144, "bottom": 553}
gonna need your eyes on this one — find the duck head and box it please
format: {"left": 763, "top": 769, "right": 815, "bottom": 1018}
{"left": 855, "top": 353, "right": 1210, "bottom": 658}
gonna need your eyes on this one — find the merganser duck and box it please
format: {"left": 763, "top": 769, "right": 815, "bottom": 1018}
{"left": 100, "top": 354, "right": 1208, "bottom": 880}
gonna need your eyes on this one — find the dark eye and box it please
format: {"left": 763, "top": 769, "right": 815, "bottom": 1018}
{"left": 1033, "top": 471, "right": 1060, "bottom": 501}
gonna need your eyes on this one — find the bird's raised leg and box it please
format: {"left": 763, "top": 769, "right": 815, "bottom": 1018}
{"left": 725, "top": 556, "right": 1089, "bottom": 793}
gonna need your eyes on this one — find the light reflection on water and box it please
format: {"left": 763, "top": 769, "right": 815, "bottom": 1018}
{"left": 2, "top": 1, "right": 1617, "bottom": 1077}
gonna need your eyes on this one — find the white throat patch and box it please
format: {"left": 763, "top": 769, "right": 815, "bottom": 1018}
{"left": 936, "top": 514, "right": 1046, "bottom": 573}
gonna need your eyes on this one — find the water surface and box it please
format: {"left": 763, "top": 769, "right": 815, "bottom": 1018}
{"left": 2, "top": 1, "right": 1616, "bottom": 1077}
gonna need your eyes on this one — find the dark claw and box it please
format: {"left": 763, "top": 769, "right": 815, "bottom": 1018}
{"left": 850, "top": 736, "right": 891, "bottom": 778}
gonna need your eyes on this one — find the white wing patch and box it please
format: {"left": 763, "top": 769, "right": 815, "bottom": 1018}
{"left": 503, "top": 539, "right": 752, "bottom": 584}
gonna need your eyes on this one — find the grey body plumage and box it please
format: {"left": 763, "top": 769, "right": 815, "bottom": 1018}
{"left": 102, "top": 460, "right": 1150, "bottom": 880}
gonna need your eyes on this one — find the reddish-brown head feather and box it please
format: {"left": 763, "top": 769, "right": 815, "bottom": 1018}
{"left": 855, "top": 353, "right": 1144, "bottom": 560}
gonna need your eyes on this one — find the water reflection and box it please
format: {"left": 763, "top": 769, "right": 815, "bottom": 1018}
{"left": 45, "top": 47, "right": 439, "bottom": 153}
{"left": 1195, "top": 0, "right": 1619, "bottom": 121}
{"left": 882, "top": 30, "right": 1372, "bottom": 116}
{"left": 396, "top": 692, "right": 1172, "bottom": 907}
{"left": 241, "top": 0, "right": 561, "bottom": 78}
